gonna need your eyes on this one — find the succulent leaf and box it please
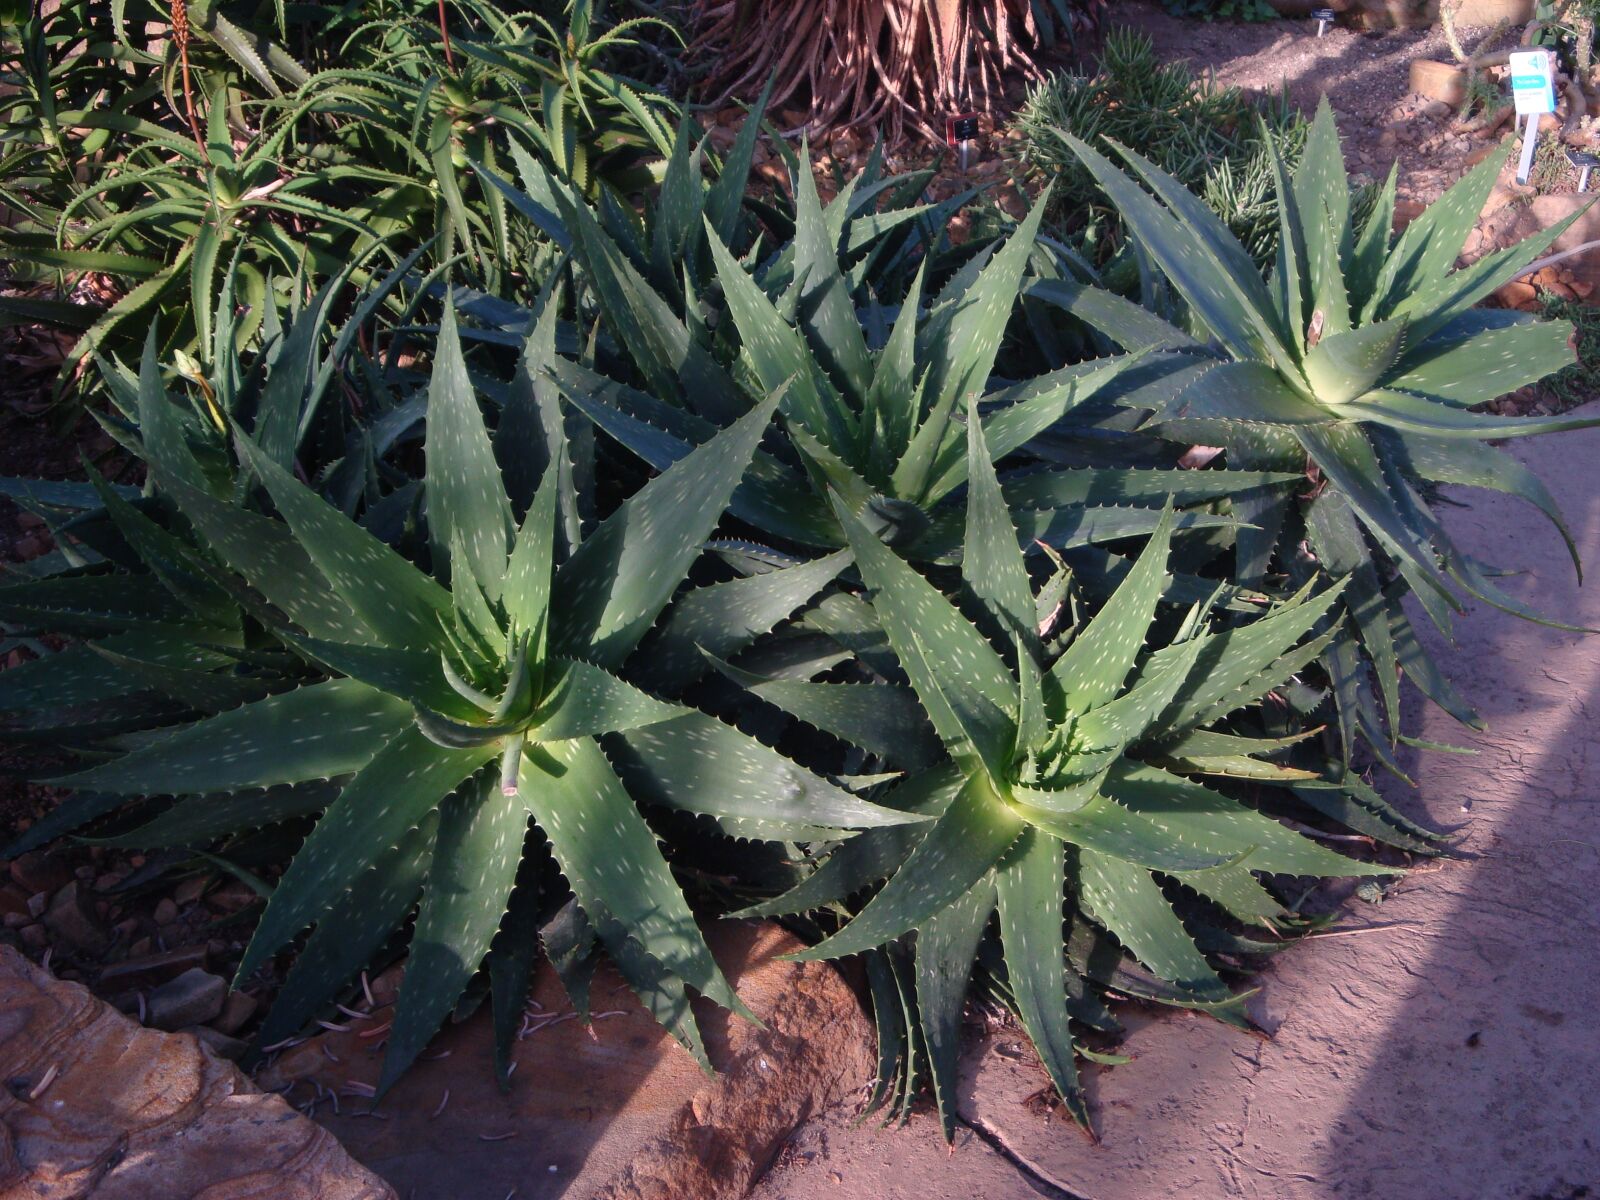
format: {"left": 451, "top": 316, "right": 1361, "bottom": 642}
{"left": 53, "top": 677, "right": 412, "bottom": 796}
{"left": 384, "top": 770, "right": 527, "bottom": 1093}
{"left": 550, "top": 388, "right": 781, "bottom": 669}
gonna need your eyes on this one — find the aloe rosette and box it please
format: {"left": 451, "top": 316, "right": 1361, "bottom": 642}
{"left": 527, "top": 138, "right": 1301, "bottom": 602}
{"left": 727, "top": 411, "right": 1412, "bottom": 1134}
{"left": 0, "top": 306, "right": 919, "bottom": 1087}
{"left": 1040, "top": 100, "right": 1600, "bottom": 760}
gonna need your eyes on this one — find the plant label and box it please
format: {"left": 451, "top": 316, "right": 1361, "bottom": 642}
{"left": 1509, "top": 49, "right": 1556, "bottom": 116}
{"left": 946, "top": 114, "right": 979, "bottom": 174}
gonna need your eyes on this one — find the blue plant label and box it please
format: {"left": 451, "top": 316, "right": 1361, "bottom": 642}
{"left": 1509, "top": 49, "right": 1557, "bottom": 116}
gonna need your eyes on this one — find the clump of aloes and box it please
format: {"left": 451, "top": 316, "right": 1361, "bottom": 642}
{"left": 20, "top": 306, "right": 916, "bottom": 1089}
{"left": 727, "top": 407, "right": 1404, "bottom": 1135}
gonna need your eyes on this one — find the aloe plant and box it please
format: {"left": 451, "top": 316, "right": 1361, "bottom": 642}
{"left": 509, "top": 132, "right": 1305, "bottom": 601}
{"left": 0, "top": 0, "right": 682, "bottom": 399}
{"left": 1036, "top": 100, "right": 1600, "bottom": 763}
{"left": 0, "top": 304, "right": 919, "bottom": 1086}
{"left": 727, "top": 412, "right": 1425, "bottom": 1135}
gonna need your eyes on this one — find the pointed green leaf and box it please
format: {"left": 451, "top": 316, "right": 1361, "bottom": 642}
{"left": 1304, "top": 318, "right": 1409, "bottom": 407}
{"left": 705, "top": 226, "right": 849, "bottom": 451}
{"left": 1387, "top": 314, "right": 1573, "bottom": 409}
{"left": 533, "top": 658, "right": 687, "bottom": 740}
{"left": 503, "top": 461, "right": 560, "bottom": 644}
{"left": 383, "top": 771, "right": 527, "bottom": 1092}
{"left": 107, "top": 780, "right": 340, "bottom": 849}
{"left": 995, "top": 830, "right": 1090, "bottom": 1129}
{"left": 709, "top": 658, "right": 941, "bottom": 770}
{"left": 520, "top": 737, "right": 746, "bottom": 1016}
{"left": 426, "top": 303, "right": 514, "bottom": 599}
{"left": 550, "top": 390, "right": 779, "bottom": 669}
{"left": 963, "top": 399, "right": 1035, "bottom": 644}
{"left": 1103, "top": 762, "right": 1396, "bottom": 877}
{"left": 607, "top": 712, "right": 924, "bottom": 830}
{"left": 238, "top": 727, "right": 491, "bottom": 979}
{"left": 1016, "top": 794, "right": 1234, "bottom": 872}
{"left": 1051, "top": 504, "right": 1174, "bottom": 715}
{"left": 234, "top": 434, "right": 451, "bottom": 652}
{"left": 1078, "top": 848, "right": 1229, "bottom": 1001}
{"left": 833, "top": 493, "right": 1017, "bottom": 769}
{"left": 638, "top": 550, "right": 849, "bottom": 690}
{"left": 792, "top": 148, "right": 873, "bottom": 403}
{"left": 256, "top": 813, "right": 437, "bottom": 1048}
{"left": 795, "top": 772, "right": 1021, "bottom": 961}
{"left": 916, "top": 879, "right": 996, "bottom": 1142}
{"left": 54, "top": 678, "right": 411, "bottom": 795}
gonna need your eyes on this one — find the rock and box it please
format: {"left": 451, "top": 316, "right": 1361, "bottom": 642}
{"left": 187, "top": 1024, "right": 248, "bottom": 1060}
{"left": 97, "top": 944, "right": 208, "bottom": 992}
{"left": 1481, "top": 179, "right": 1529, "bottom": 216}
{"left": 1492, "top": 193, "right": 1600, "bottom": 295}
{"left": 1393, "top": 199, "right": 1427, "bottom": 233}
{"left": 205, "top": 879, "right": 257, "bottom": 914}
{"left": 19, "top": 923, "right": 48, "bottom": 951}
{"left": 212, "top": 989, "right": 259, "bottom": 1036}
{"left": 25, "top": 893, "right": 45, "bottom": 919}
{"left": 147, "top": 967, "right": 227, "bottom": 1031}
{"left": 259, "top": 921, "right": 874, "bottom": 1200}
{"left": 173, "top": 875, "right": 211, "bottom": 906}
{"left": 42, "top": 883, "right": 109, "bottom": 956}
{"left": 0, "top": 945, "right": 394, "bottom": 1198}
{"left": 1492, "top": 279, "right": 1539, "bottom": 310}
{"left": 9, "top": 852, "right": 70, "bottom": 897}
{"left": 0, "top": 887, "right": 28, "bottom": 920}
{"left": 152, "top": 897, "right": 178, "bottom": 925}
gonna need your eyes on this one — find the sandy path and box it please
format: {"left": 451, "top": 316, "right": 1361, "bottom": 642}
{"left": 749, "top": 411, "right": 1600, "bottom": 1200}
{"left": 1109, "top": 1, "right": 1505, "bottom": 203}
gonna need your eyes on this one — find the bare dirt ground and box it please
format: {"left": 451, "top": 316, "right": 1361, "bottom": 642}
{"left": 1114, "top": 0, "right": 1516, "bottom": 203}
{"left": 749, "top": 413, "right": 1600, "bottom": 1200}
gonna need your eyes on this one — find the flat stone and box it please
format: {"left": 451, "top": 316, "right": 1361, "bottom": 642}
{"left": 187, "top": 1024, "right": 248, "bottom": 1061}
{"left": 173, "top": 875, "right": 211, "bottom": 906}
{"left": 212, "top": 989, "right": 259, "bottom": 1036}
{"left": 0, "top": 886, "right": 31, "bottom": 919}
{"left": 0, "top": 945, "right": 393, "bottom": 1199}
{"left": 41, "top": 882, "right": 108, "bottom": 956}
{"left": 147, "top": 966, "right": 227, "bottom": 1031}
{"left": 1498, "top": 194, "right": 1600, "bottom": 294}
{"left": 98, "top": 944, "right": 209, "bottom": 992}
{"left": 9, "top": 852, "right": 70, "bottom": 897}
{"left": 205, "top": 879, "right": 257, "bottom": 913}
{"left": 152, "top": 897, "right": 178, "bottom": 925}
{"left": 259, "top": 920, "right": 874, "bottom": 1200}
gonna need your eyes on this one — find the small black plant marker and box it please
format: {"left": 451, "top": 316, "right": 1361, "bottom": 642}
{"left": 1311, "top": 7, "right": 1335, "bottom": 36}
{"left": 946, "top": 114, "right": 979, "bottom": 174}
{"left": 1568, "top": 149, "right": 1600, "bottom": 192}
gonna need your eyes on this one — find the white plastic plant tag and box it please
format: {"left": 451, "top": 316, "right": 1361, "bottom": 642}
{"left": 1509, "top": 49, "right": 1557, "bottom": 116}
{"left": 1508, "top": 50, "right": 1556, "bottom": 185}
